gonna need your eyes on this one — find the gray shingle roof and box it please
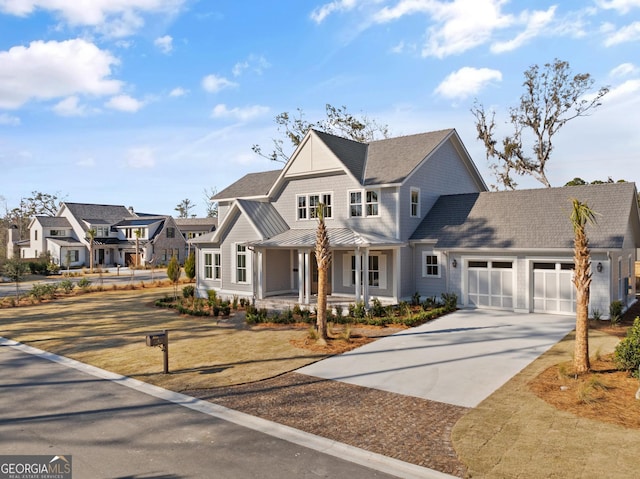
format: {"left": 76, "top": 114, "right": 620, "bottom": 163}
{"left": 411, "top": 182, "right": 639, "bottom": 250}
{"left": 35, "top": 216, "right": 72, "bottom": 228}
{"left": 364, "top": 129, "right": 453, "bottom": 185}
{"left": 313, "top": 130, "right": 368, "bottom": 181}
{"left": 213, "top": 170, "right": 281, "bottom": 200}
{"left": 174, "top": 218, "right": 218, "bottom": 229}
{"left": 63, "top": 203, "right": 133, "bottom": 231}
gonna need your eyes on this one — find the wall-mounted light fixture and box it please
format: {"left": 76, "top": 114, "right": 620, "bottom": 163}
{"left": 452, "top": 259, "right": 457, "bottom": 268}
{"left": 596, "top": 262, "right": 603, "bottom": 273}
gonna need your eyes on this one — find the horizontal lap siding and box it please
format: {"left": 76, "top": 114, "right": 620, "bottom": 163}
{"left": 265, "top": 249, "right": 292, "bottom": 293}
{"left": 220, "top": 212, "right": 259, "bottom": 294}
{"left": 401, "top": 140, "right": 484, "bottom": 241}
{"left": 271, "top": 174, "right": 396, "bottom": 237}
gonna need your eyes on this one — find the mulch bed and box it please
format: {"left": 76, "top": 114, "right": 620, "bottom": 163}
{"left": 184, "top": 372, "right": 469, "bottom": 477}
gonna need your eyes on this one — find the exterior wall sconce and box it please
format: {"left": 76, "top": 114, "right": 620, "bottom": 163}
{"left": 596, "top": 262, "right": 603, "bottom": 273}
{"left": 452, "top": 259, "right": 457, "bottom": 268}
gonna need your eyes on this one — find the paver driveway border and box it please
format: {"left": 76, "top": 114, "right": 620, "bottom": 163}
{"left": 0, "top": 336, "right": 455, "bottom": 479}
{"left": 298, "top": 308, "right": 577, "bottom": 407}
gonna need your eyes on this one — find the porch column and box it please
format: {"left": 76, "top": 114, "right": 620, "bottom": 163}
{"left": 298, "top": 251, "right": 304, "bottom": 304}
{"left": 363, "top": 248, "right": 370, "bottom": 305}
{"left": 354, "top": 248, "right": 361, "bottom": 303}
{"left": 393, "top": 248, "right": 400, "bottom": 303}
{"left": 256, "top": 250, "right": 263, "bottom": 300}
{"left": 304, "top": 250, "right": 311, "bottom": 305}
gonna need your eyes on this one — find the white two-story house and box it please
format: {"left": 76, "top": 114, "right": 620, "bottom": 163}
{"left": 192, "top": 128, "right": 640, "bottom": 317}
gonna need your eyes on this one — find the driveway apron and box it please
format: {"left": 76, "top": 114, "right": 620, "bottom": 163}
{"left": 298, "top": 309, "right": 576, "bottom": 408}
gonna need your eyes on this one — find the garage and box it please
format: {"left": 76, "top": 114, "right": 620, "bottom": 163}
{"left": 467, "top": 260, "right": 514, "bottom": 309}
{"left": 532, "top": 262, "right": 575, "bottom": 314}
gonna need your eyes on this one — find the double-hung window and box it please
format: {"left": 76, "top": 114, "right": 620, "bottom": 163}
{"left": 349, "top": 191, "right": 362, "bottom": 217}
{"left": 204, "top": 253, "right": 213, "bottom": 279}
{"left": 236, "top": 245, "right": 248, "bottom": 283}
{"left": 422, "top": 252, "right": 440, "bottom": 277}
{"left": 366, "top": 191, "right": 379, "bottom": 216}
{"left": 297, "top": 193, "right": 332, "bottom": 220}
{"left": 346, "top": 253, "right": 386, "bottom": 288}
{"left": 214, "top": 252, "right": 221, "bottom": 280}
{"left": 410, "top": 188, "right": 420, "bottom": 217}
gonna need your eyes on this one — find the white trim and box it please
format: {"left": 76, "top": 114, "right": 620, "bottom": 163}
{"left": 296, "top": 191, "right": 334, "bottom": 221}
{"left": 410, "top": 187, "right": 420, "bottom": 218}
{"left": 347, "top": 188, "right": 380, "bottom": 218}
{"left": 421, "top": 251, "right": 442, "bottom": 278}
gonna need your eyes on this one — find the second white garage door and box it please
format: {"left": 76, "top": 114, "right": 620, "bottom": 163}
{"left": 533, "top": 262, "right": 576, "bottom": 314}
{"left": 467, "top": 260, "right": 514, "bottom": 309}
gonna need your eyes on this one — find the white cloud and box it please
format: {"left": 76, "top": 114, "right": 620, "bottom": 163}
{"left": 53, "top": 96, "right": 87, "bottom": 117}
{"left": 0, "top": 112, "right": 20, "bottom": 125}
{"left": 0, "top": 0, "right": 187, "bottom": 37}
{"left": 490, "top": 6, "right": 556, "bottom": 53}
{"left": 310, "top": 0, "right": 358, "bottom": 23}
{"left": 610, "top": 63, "right": 638, "bottom": 78}
{"left": 604, "top": 21, "right": 640, "bottom": 46}
{"left": 202, "top": 74, "right": 237, "bottom": 93}
{"left": 125, "top": 147, "right": 155, "bottom": 168}
{"left": 0, "top": 39, "right": 122, "bottom": 109}
{"left": 154, "top": 35, "right": 173, "bottom": 54}
{"left": 232, "top": 55, "right": 271, "bottom": 77}
{"left": 211, "top": 104, "right": 269, "bottom": 121}
{"left": 105, "top": 94, "right": 144, "bottom": 112}
{"left": 169, "top": 87, "right": 188, "bottom": 97}
{"left": 597, "top": 0, "right": 640, "bottom": 13}
{"left": 76, "top": 157, "right": 96, "bottom": 167}
{"left": 604, "top": 78, "right": 640, "bottom": 102}
{"left": 435, "top": 66, "right": 502, "bottom": 100}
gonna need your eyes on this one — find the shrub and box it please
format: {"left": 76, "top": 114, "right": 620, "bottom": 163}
{"left": 334, "top": 304, "right": 344, "bottom": 321}
{"left": 207, "top": 290, "right": 218, "bottom": 307}
{"left": 239, "top": 297, "right": 248, "bottom": 308}
{"left": 232, "top": 295, "right": 239, "bottom": 310}
{"left": 614, "top": 317, "right": 640, "bottom": 377}
{"left": 77, "top": 277, "right": 92, "bottom": 290}
{"left": 609, "top": 300, "right": 623, "bottom": 323}
{"left": 182, "top": 285, "right": 195, "bottom": 298}
{"left": 184, "top": 251, "right": 196, "bottom": 281}
{"left": 282, "top": 307, "right": 294, "bottom": 323}
{"left": 411, "top": 292, "right": 421, "bottom": 306}
{"left": 219, "top": 301, "right": 231, "bottom": 316}
{"left": 441, "top": 292, "right": 458, "bottom": 311}
{"left": 349, "top": 301, "right": 366, "bottom": 319}
{"left": 47, "top": 262, "right": 60, "bottom": 275}
{"left": 370, "top": 298, "right": 385, "bottom": 317}
{"left": 591, "top": 308, "right": 602, "bottom": 321}
{"left": 59, "top": 280, "right": 75, "bottom": 294}
{"left": 292, "top": 304, "right": 302, "bottom": 316}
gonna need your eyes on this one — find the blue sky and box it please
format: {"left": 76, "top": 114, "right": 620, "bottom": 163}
{"left": 0, "top": 0, "right": 638, "bottom": 217}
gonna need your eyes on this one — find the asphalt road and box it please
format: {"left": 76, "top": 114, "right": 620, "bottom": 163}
{"left": 0, "top": 341, "right": 442, "bottom": 479}
{"left": 0, "top": 268, "right": 171, "bottom": 298}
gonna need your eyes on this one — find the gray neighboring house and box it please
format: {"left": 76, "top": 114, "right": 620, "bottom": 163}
{"left": 9, "top": 202, "right": 196, "bottom": 268}
{"left": 192, "top": 128, "right": 640, "bottom": 317}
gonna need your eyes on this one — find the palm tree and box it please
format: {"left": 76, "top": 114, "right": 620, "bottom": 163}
{"left": 315, "top": 203, "right": 331, "bottom": 345}
{"left": 86, "top": 228, "right": 96, "bottom": 274}
{"left": 570, "top": 198, "right": 597, "bottom": 374}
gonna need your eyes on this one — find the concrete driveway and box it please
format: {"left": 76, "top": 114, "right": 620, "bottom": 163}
{"left": 298, "top": 309, "right": 576, "bottom": 408}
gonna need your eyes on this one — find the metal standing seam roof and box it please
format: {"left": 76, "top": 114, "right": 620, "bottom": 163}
{"left": 251, "top": 227, "right": 405, "bottom": 249}
{"left": 236, "top": 199, "right": 289, "bottom": 239}
{"left": 411, "top": 182, "right": 638, "bottom": 250}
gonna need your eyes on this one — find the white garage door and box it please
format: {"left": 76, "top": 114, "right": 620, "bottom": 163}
{"left": 467, "top": 260, "right": 513, "bottom": 309}
{"left": 533, "top": 262, "right": 575, "bottom": 314}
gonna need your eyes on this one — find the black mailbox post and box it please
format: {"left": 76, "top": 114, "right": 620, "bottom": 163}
{"left": 145, "top": 329, "right": 169, "bottom": 373}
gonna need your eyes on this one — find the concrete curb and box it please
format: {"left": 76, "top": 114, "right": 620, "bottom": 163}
{"left": 1, "top": 336, "right": 457, "bottom": 479}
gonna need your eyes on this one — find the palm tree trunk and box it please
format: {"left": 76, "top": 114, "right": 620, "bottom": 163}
{"left": 315, "top": 204, "right": 331, "bottom": 345}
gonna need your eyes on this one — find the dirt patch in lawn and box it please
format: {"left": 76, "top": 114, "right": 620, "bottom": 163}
{"left": 528, "top": 304, "right": 640, "bottom": 431}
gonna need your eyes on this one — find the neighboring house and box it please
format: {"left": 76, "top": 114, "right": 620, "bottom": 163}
{"left": 174, "top": 217, "right": 218, "bottom": 258}
{"left": 8, "top": 202, "right": 203, "bottom": 268}
{"left": 192, "top": 128, "right": 640, "bottom": 317}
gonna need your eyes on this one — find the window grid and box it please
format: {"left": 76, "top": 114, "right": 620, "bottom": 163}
{"left": 204, "top": 253, "right": 213, "bottom": 279}
{"left": 424, "top": 255, "right": 439, "bottom": 276}
{"left": 410, "top": 189, "right": 419, "bottom": 217}
{"left": 237, "top": 245, "right": 247, "bottom": 283}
